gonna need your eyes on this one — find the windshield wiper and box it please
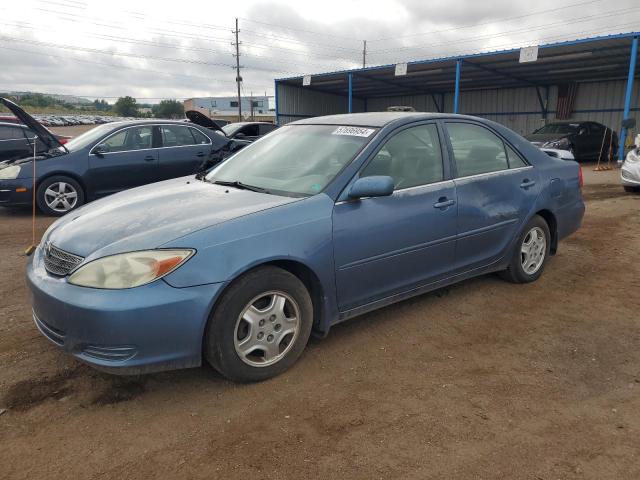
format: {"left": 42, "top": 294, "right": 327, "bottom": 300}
{"left": 211, "top": 179, "right": 270, "bottom": 194}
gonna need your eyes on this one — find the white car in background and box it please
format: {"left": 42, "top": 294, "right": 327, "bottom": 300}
{"left": 621, "top": 134, "right": 640, "bottom": 192}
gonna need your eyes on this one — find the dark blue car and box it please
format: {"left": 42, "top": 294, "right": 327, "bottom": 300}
{"left": 0, "top": 98, "right": 246, "bottom": 215}
{"left": 27, "top": 112, "right": 584, "bottom": 382}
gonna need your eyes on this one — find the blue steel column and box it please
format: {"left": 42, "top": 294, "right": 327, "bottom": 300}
{"left": 348, "top": 73, "right": 353, "bottom": 113}
{"left": 453, "top": 60, "right": 461, "bottom": 114}
{"left": 619, "top": 36, "right": 638, "bottom": 162}
{"left": 274, "top": 79, "right": 279, "bottom": 125}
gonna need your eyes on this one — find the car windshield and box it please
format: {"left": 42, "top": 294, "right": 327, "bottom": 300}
{"left": 534, "top": 123, "right": 580, "bottom": 134}
{"left": 62, "top": 123, "right": 118, "bottom": 152}
{"left": 206, "top": 124, "right": 376, "bottom": 196}
{"left": 222, "top": 124, "right": 243, "bottom": 136}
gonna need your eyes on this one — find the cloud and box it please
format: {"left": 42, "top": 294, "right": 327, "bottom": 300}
{"left": 0, "top": 0, "right": 638, "bottom": 102}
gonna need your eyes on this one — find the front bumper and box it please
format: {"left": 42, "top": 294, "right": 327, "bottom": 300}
{"left": 26, "top": 246, "right": 224, "bottom": 374}
{"left": 621, "top": 162, "right": 640, "bottom": 186}
{"left": 0, "top": 179, "right": 33, "bottom": 206}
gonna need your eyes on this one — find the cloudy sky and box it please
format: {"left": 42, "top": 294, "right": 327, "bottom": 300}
{"left": 1, "top": 0, "right": 638, "bottom": 102}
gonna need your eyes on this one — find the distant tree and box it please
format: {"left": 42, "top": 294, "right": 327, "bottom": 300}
{"left": 113, "top": 96, "right": 139, "bottom": 117}
{"left": 152, "top": 99, "right": 184, "bottom": 119}
{"left": 93, "top": 99, "right": 111, "bottom": 112}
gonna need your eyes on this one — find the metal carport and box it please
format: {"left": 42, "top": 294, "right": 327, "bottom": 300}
{"left": 275, "top": 32, "right": 639, "bottom": 160}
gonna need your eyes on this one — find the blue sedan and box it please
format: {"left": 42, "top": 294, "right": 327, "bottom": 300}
{"left": 27, "top": 112, "right": 584, "bottom": 382}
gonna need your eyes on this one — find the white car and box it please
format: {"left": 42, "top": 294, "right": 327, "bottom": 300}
{"left": 621, "top": 134, "right": 640, "bottom": 192}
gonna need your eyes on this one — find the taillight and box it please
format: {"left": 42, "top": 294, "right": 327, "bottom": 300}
{"left": 578, "top": 165, "right": 583, "bottom": 188}
{"left": 58, "top": 138, "right": 68, "bottom": 145}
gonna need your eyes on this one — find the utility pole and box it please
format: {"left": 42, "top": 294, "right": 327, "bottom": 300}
{"left": 232, "top": 18, "right": 243, "bottom": 121}
{"left": 362, "top": 40, "right": 367, "bottom": 69}
{"left": 250, "top": 91, "right": 254, "bottom": 120}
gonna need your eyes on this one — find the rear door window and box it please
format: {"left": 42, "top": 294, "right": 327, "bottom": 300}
{"left": 446, "top": 122, "right": 509, "bottom": 177}
{"left": 160, "top": 125, "right": 197, "bottom": 147}
{"left": 258, "top": 124, "right": 277, "bottom": 136}
{"left": 505, "top": 144, "right": 528, "bottom": 168}
{"left": 190, "top": 128, "right": 211, "bottom": 145}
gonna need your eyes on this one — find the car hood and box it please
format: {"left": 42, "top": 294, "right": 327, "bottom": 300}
{"left": 0, "top": 97, "right": 66, "bottom": 151}
{"left": 525, "top": 133, "right": 569, "bottom": 144}
{"left": 185, "top": 110, "right": 226, "bottom": 135}
{"left": 44, "top": 176, "right": 301, "bottom": 259}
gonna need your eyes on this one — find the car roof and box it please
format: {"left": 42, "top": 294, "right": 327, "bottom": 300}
{"left": 291, "top": 112, "right": 457, "bottom": 128}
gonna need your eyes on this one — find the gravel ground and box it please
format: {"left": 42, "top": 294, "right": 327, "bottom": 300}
{"left": 0, "top": 165, "right": 639, "bottom": 480}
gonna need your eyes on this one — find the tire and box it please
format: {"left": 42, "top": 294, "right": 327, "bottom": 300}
{"left": 624, "top": 186, "right": 639, "bottom": 193}
{"left": 36, "top": 175, "right": 85, "bottom": 216}
{"left": 500, "top": 215, "right": 551, "bottom": 284}
{"left": 204, "top": 266, "right": 313, "bottom": 382}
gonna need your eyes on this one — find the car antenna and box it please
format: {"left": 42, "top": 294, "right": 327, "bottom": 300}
{"left": 24, "top": 134, "right": 37, "bottom": 256}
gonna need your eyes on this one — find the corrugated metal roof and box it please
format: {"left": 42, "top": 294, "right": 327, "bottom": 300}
{"left": 276, "top": 31, "right": 640, "bottom": 98}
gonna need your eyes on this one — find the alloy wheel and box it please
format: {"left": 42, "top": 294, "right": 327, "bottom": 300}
{"left": 44, "top": 181, "right": 78, "bottom": 213}
{"left": 521, "top": 226, "right": 546, "bottom": 275}
{"left": 233, "top": 291, "right": 301, "bottom": 367}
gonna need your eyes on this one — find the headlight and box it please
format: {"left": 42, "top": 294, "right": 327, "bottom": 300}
{"left": 544, "top": 138, "right": 570, "bottom": 149}
{"left": 625, "top": 148, "right": 639, "bottom": 164}
{"left": 68, "top": 249, "right": 194, "bottom": 289}
{"left": 0, "top": 165, "right": 20, "bottom": 179}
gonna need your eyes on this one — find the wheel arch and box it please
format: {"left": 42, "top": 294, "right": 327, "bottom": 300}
{"left": 202, "top": 258, "right": 329, "bottom": 347}
{"left": 37, "top": 171, "right": 88, "bottom": 198}
{"left": 534, "top": 208, "right": 558, "bottom": 254}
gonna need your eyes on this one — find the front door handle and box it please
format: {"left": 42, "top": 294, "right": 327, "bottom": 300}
{"left": 196, "top": 152, "right": 205, "bottom": 157}
{"left": 144, "top": 155, "right": 156, "bottom": 162}
{"left": 433, "top": 197, "right": 455, "bottom": 209}
{"left": 520, "top": 179, "right": 536, "bottom": 189}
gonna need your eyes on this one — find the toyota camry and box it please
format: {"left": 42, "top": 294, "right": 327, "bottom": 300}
{"left": 27, "top": 112, "right": 585, "bottom": 382}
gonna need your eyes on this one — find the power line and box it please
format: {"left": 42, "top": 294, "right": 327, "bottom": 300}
{"left": 368, "top": 7, "right": 640, "bottom": 55}
{"left": 238, "top": 17, "right": 361, "bottom": 41}
{"left": 367, "top": 0, "right": 606, "bottom": 42}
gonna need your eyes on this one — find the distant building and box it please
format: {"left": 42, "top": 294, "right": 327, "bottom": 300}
{"left": 183, "top": 95, "right": 275, "bottom": 122}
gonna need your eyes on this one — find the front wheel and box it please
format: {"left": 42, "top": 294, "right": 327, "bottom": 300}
{"left": 501, "top": 215, "right": 551, "bottom": 284}
{"left": 36, "top": 175, "right": 84, "bottom": 216}
{"left": 623, "top": 186, "right": 639, "bottom": 193}
{"left": 204, "top": 266, "right": 313, "bottom": 382}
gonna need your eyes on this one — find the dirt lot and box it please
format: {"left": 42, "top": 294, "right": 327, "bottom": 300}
{"left": 1, "top": 165, "right": 639, "bottom": 480}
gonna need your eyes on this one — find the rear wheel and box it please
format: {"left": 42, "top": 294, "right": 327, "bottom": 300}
{"left": 204, "top": 266, "right": 313, "bottom": 382}
{"left": 501, "top": 215, "right": 550, "bottom": 284}
{"left": 36, "top": 175, "right": 84, "bottom": 216}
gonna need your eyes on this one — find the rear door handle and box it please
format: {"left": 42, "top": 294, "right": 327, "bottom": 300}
{"left": 144, "top": 155, "right": 156, "bottom": 162}
{"left": 196, "top": 152, "right": 205, "bottom": 157}
{"left": 520, "top": 179, "right": 536, "bottom": 189}
{"left": 433, "top": 197, "right": 455, "bottom": 209}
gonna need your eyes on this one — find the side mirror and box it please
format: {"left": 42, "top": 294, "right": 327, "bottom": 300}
{"left": 622, "top": 117, "right": 636, "bottom": 129}
{"left": 348, "top": 176, "right": 394, "bottom": 199}
{"left": 93, "top": 143, "right": 110, "bottom": 155}
{"left": 578, "top": 128, "right": 587, "bottom": 136}
{"left": 234, "top": 132, "right": 246, "bottom": 139}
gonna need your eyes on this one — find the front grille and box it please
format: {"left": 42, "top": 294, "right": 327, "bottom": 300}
{"left": 43, "top": 243, "right": 84, "bottom": 276}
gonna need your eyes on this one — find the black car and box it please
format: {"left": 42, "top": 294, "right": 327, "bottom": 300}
{"left": 0, "top": 98, "right": 249, "bottom": 216}
{"left": 0, "top": 121, "right": 70, "bottom": 162}
{"left": 185, "top": 111, "right": 278, "bottom": 141}
{"left": 222, "top": 122, "right": 278, "bottom": 141}
{"left": 525, "top": 121, "right": 618, "bottom": 161}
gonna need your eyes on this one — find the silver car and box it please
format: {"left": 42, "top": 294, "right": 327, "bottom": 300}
{"left": 621, "top": 134, "right": 640, "bottom": 192}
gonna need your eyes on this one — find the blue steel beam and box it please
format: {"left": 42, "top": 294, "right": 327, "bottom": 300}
{"left": 348, "top": 73, "right": 353, "bottom": 113}
{"left": 274, "top": 79, "right": 279, "bottom": 125}
{"left": 453, "top": 60, "right": 461, "bottom": 113}
{"left": 619, "top": 36, "right": 638, "bottom": 162}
